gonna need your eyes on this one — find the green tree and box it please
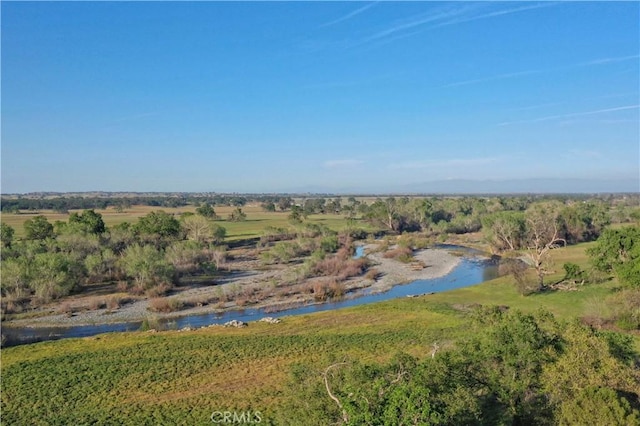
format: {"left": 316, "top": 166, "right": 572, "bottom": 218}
{"left": 23, "top": 215, "right": 54, "bottom": 241}
{"left": 68, "top": 209, "right": 106, "bottom": 235}
{"left": 556, "top": 387, "right": 640, "bottom": 426}
{"left": 211, "top": 224, "right": 226, "bottom": 245}
{"left": 481, "top": 211, "right": 525, "bottom": 252}
{"left": 228, "top": 207, "right": 247, "bottom": 222}
{"left": 459, "top": 308, "right": 561, "bottom": 423}
{"left": 1, "top": 222, "right": 15, "bottom": 248}
{"left": 365, "top": 198, "right": 400, "bottom": 232}
{"left": 542, "top": 323, "right": 640, "bottom": 415}
{"left": 587, "top": 226, "right": 640, "bottom": 287}
{"left": 119, "top": 244, "right": 174, "bottom": 292}
{"left": 260, "top": 202, "right": 276, "bottom": 212}
{"left": 196, "top": 203, "right": 218, "bottom": 219}
{"left": 30, "top": 252, "right": 82, "bottom": 302}
{"left": 134, "top": 211, "right": 182, "bottom": 238}
{"left": 277, "top": 197, "right": 293, "bottom": 211}
{"left": 288, "top": 205, "right": 304, "bottom": 224}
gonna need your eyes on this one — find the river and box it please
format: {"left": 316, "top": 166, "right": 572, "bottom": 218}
{"left": 1, "top": 245, "right": 498, "bottom": 347}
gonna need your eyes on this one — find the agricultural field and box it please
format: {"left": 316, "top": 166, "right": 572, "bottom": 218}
{"left": 0, "top": 204, "right": 353, "bottom": 241}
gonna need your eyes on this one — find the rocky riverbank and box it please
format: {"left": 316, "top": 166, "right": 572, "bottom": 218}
{"left": 5, "top": 244, "right": 469, "bottom": 328}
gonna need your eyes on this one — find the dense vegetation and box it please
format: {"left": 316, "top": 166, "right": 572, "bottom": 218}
{"left": 1, "top": 194, "right": 638, "bottom": 316}
{"left": 1, "top": 193, "right": 639, "bottom": 424}
{"left": 283, "top": 308, "right": 639, "bottom": 425}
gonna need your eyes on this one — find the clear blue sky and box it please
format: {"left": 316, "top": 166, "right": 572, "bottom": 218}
{"left": 2, "top": 1, "right": 639, "bottom": 193}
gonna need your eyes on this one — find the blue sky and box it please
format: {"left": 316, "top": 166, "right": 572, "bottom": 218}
{"left": 2, "top": 1, "right": 638, "bottom": 193}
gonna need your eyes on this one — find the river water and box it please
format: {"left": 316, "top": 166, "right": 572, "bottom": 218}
{"left": 2, "top": 245, "right": 498, "bottom": 347}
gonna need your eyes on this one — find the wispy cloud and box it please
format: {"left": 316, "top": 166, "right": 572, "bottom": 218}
{"left": 388, "top": 157, "right": 499, "bottom": 170}
{"left": 323, "top": 159, "right": 364, "bottom": 169}
{"left": 441, "top": 70, "right": 544, "bottom": 88}
{"left": 580, "top": 54, "right": 640, "bottom": 66}
{"left": 355, "top": 3, "right": 481, "bottom": 46}
{"left": 319, "top": 2, "right": 378, "bottom": 28}
{"left": 433, "top": 2, "right": 558, "bottom": 29}
{"left": 352, "top": 2, "right": 554, "bottom": 49}
{"left": 441, "top": 54, "right": 639, "bottom": 89}
{"left": 498, "top": 105, "right": 639, "bottom": 126}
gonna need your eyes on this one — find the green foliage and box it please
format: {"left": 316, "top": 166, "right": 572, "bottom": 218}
{"left": 560, "top": 201, "right": 610, "bottom": 244}
{"left": 556, "top": 387, "right": 640, "bottom": 426}
{"left": 587, "top": 226, "right": 640, "bottom": 287}
{"left": 563, "top": 262, "right": 586, "bottom": 281}
{"left": 284, "top": 309, "right": 639, "bottom": 425}
{"left": 23, "top": 215, "right": 54, "bottom": 240}
{"left": 319, "top": 235, "right": 339, "bottom": 254}
{"left": 84, "top": 248, "right": 118, "bottom": 282}
{"left": 1, "top": 222, "right": 15, "bottom": 247}
{"left": 261, "top": 201, "right": 276, "bottom": 212}
{"left": 227, "top": 207, "right": 247, "bottom": 222}
{"left": 481, "top": 211, "right": 525, "bottom": 251}
{"left": 195, "top": 203, "right": 217, "bottom": 219}
{"left": 134, "top": 210, "right": 182, "bottom": 238}
{"left": 30, "top": 251, "right": 83, "bottom": 302}
{"left": 68, "top": 209, "right": 106, "bottom": 235}
{"left": 119, "top": 244, "right": 174, "bottom": 291}
{"left": 288, "top": 205, "right": 304, "bottom": 224}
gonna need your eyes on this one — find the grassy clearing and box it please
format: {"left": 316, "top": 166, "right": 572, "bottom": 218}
{"left": 1, "top": 205, "right": 358, "bottom": 241}
{"left": 1, "top": 242, "right": 637, "bottom": 425}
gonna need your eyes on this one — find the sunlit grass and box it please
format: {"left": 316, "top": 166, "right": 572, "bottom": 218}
{"left": 0, "top": 205, "right": 360, "bottom": 240}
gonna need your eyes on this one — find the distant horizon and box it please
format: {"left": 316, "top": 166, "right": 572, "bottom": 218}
{"left": 2, "top": 2, "right": 638, "bottom": 194}
{"left": 2, "top": 177, "right": 638, "bottom": 196}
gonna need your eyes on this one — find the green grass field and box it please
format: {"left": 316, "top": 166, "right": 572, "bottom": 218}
{"left": 2, "top": 242, "right": 636, "bottom": 425}
{"left": 0, "top": 204, "right": 359, "bottom": 241}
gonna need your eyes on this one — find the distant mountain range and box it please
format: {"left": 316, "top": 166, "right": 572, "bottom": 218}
{"left": 402, "top": 178, "right": 639, "bottom": 194}
{"left": 287, "top": 178, "right": 639, "bottom": 195}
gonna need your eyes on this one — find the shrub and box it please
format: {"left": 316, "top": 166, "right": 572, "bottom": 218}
{"left": 310, "top": 256, "right": 368, "bottom": 281}
{"left": 107, "top": 295, "right": 123, "bottom": 310}
{"left": 563, "top": 262, "right": 586, "bottom": 282}
{"left": 383, "top": 246, "right": 413, "bottom": 263}
{"left": 319, "top": 235, "right": 339, "bottom": 254}
{"left": 148, "top": 297, "right": 183, "bottom": 313}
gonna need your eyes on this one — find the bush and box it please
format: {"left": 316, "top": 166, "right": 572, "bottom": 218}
{"left": 319, "top": 236, "right": 339, "bottom": 254}
{"left": 563, "top": 262, "right": 586, "bottom": 282}
{"left": 148, "top": 297, "right": 184, "bottom": 313}
{"left": 383, "top": 246, "right": 413, "bottom": 263}
{"left": 310, "top": 256, "right": 368, "bottom": 281}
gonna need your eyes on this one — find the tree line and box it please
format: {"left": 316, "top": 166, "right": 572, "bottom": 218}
{"left": 0, "top": 209, "right": 228, "bottom": 314}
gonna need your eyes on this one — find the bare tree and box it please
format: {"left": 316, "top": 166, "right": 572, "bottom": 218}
{"left": 323, "top": 363, "right": 349, "bottom": 424}
{"left": 182, "top": 215, "right": 212, "bottom": 243}
{"left": 524, "top": 202, "right": 566, "bottom": 289}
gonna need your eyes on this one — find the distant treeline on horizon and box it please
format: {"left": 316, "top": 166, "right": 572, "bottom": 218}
{"left": 1, "top": 192, "right": 637, "bottom": 214}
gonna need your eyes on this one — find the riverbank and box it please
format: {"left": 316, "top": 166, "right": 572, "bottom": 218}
{"left": 4, "top": 244, "right": 469, "bottom": 328}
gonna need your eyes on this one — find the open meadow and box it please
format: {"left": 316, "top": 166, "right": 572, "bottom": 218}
{"left": 1, "top": 204, "right": 353, "bottom": 241}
